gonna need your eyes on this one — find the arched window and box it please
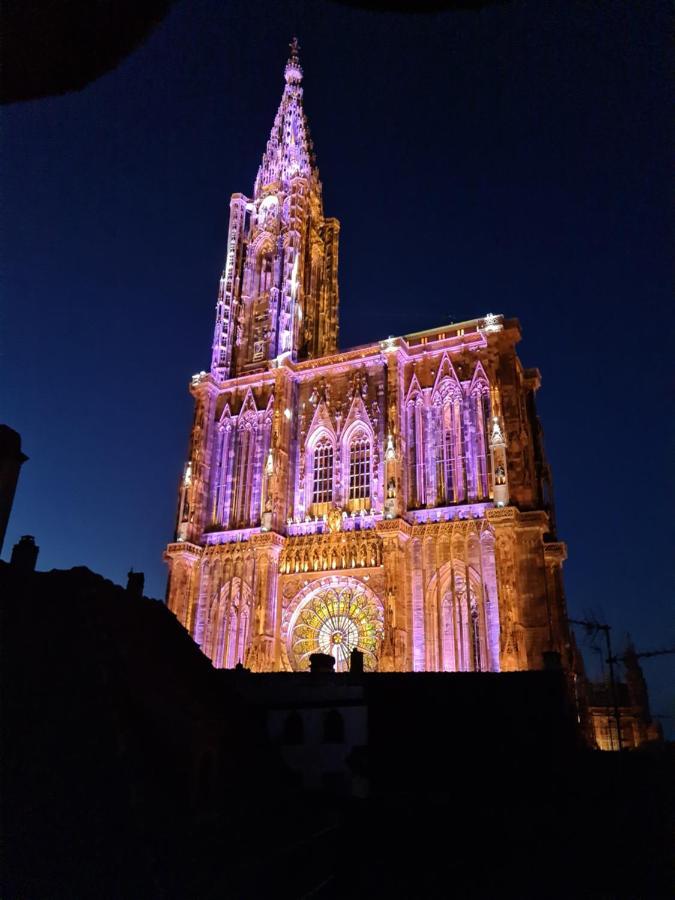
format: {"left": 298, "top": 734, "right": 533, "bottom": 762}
{"left": 439, "top": 396, "right": 466, "bottom": 504}
{"left": 322, "top": 709, "right": 345, "bottom": 744}
{"left": 255, "top": 248, "right": 274, "bottom": 295}
{"left": 434, "top": 395, "right": 458, "bottom": 506}
{"left": 473, "top": 389, "right": 491, "bottom": 500}
{"left": 470, "top": 599, "right": 482, "bottom": 672}
{"left": 442, "top": 428, "right": 455, "bottom": 502}
{"left": 236, "top": 607, "right": 249, "bottom": 665}
{"left": 348, "top": 433, "right": 371, "bottom": 504}
{"left": 407, "top": 404, "right": 418, "bottom": 507}
{"left": 407, "top": 401, "right": 424, "bottom": 508}
{"left": 454, "top": 399, "right": 468, "bottom": 503}
{"left": 225, "top": 606, "right": 238, "bottom": 669}
{"left": 231, "top": 419, "right": 260, "bottom": 527}
{"left": 312, "top": 438, "right": 334, "bottom": 505}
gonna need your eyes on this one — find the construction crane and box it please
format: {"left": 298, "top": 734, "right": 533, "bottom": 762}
{"left": 568, "top": 617, "right": 623, "bottom": 750}
{"left": 569, "top": 614, "right": 674, "bottom": 752}
{"left": 610, "top": 646, "right": 675, "bottom": 664}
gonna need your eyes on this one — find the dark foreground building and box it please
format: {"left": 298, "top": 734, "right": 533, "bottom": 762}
{"left": 0, "top": 425, "right": 28, "bottom": 555}
{"left": 2, "top": 560, "right": 672, "bottom": 898}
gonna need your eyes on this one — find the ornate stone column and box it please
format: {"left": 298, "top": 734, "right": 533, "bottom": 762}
{"left": 246, "top": 531, "right": 285, "bottom": 671}
{"left": 164, "top": 541, "right": 203, "bottom": 636}
{"left": 376, "top": 519, "right": 411, "bottom": 671}
{"left": 485, "top": 507, "right": 524, "bottom": 671}
{"left": 177, "top": 377, "right": 219, "bottom": 544}
{"left": 270, "top": 368, "right": 295, "bottom": 531}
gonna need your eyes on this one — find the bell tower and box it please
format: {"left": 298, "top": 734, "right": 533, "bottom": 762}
{"left": 210, "top": 38, "right": 340, "bottom": 379}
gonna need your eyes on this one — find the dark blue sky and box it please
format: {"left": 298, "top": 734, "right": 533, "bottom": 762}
{"left": 3, "top": 1, "right": 673, "bottom": 727}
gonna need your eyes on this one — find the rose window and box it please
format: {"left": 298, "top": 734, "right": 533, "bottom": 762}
{"left": 289, "top": 586, "right": 384, "bottom": 672}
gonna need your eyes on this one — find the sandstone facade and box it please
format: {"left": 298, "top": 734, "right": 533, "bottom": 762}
{"left": 165, "top": 42, "right": 572, "bottom": 675}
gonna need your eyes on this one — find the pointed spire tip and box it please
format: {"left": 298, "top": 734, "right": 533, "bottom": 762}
{"left": 285, "top": 36, "right": 303, "bottom": 85}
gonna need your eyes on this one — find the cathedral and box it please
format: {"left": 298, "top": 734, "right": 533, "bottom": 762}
{"left": 165, "top": 41, "right": 573, "bottom": 675}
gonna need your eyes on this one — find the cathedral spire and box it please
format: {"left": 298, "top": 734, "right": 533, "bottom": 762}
{"left": 254, "top": 37, "right": 316, "bottom": 196}
{"left": 210, "top": 41, "right": 339, "bottom": 378}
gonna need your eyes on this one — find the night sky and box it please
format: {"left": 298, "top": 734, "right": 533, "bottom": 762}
{"left": 3, "top": 1, "right": 673, "bottom": 729}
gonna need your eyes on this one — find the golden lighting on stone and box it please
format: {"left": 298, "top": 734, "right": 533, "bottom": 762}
{"left": 289, "top": 585, "right": 384, "bottom": 672}
{"left": 166, "top": 41, "right": 572, "bottom": 686}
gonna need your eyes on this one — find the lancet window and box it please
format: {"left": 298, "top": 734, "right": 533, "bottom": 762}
{"left": 434, "top": 391, "right": 465, "bottom": 505}
{"left": 439, "top": 429, "right": 455, "bottom": 503}
{"left": 348, "top": 433, "right": 371, "bottom": 504}
{"left": 253, "top": 244, "right": 274, "bottom": 296}
{"left": 470, "top": 598, "right": 482, "bottom": 672}
{"left": 231, "top": 421, "right": 256, "bottom": 526}
{"left": 312, "top": 439, "right": 334, "bottom": 505}
{"left": 407, "top": 399, "right": 424, "bottom": 508}
{"left": 472, "top": 387, "right": 491, "bottom": 500}
{"left": 440, "top": 571, "right": 487, "bottom": 673}
{"left": 227, "top": 607, "right": 239, "bottom": 668}
{"left": 221, "top": 599, "right": 250, "bottom": 669}
{"left": 260, "top": 253, "right": 274, "bottom": 293}
{"left": 236, "top": 607, "right": 249, "bottom": 664}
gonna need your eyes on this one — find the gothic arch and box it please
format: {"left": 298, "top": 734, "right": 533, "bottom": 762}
{"left": 282, "top": 575, "right": 385, "bottom": 672}
{"left": 305, "top": 424, "right": 336, "bottom": 512}
{"left": 431, "top": 354, "right": 462, "bottom": 402}
{"left": 425, "top": 531, "right": 499, "bottom": 672}
{"left": 341, "top": 418, "right": 374, "bottom": 510}
{"left": 467, "top": 362, "right": 492, "bottom": 500}
{"left": 217, "top": 402, "right": 232, "bottom": 426}
{"left": 237, "top": 387, "right": 258, "bottom": 419}
{"left": 406, "top": 385, "right": 426, "bottom": 508}
{"left": 405, "top": 373, "right": 423, "bottom": 404}
{"left": 212, "top": 576, "right": 253, "bottom": 669}
{"left": 468, "top": 360, "right": 490, "bottom": 396}
{"left": 429, "top": 364, "right": 465, "bottom": 505}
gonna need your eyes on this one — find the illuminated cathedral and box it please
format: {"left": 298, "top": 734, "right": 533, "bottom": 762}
{"left": 165, "top": 40, "right": 573, "bottom": 675}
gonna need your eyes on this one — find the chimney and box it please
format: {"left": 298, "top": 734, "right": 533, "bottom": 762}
{"left": 350, "top": 647, "right": 364, "bottom": 674}
{"left": 126, "top": 569, "right": 144, "bottom": 599}
{"left": 309, "top": 653, "right": 335, "bottom": 674}
{"left": 10, "top": 535, "right": 39, "bottom": 572}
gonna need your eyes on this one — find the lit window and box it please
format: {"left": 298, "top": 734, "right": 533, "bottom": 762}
{"left": 312, "top": 439, "right": 334, "bottom": 504}
{"left": 348, "top": 435, "right": 371, "bottom": 501}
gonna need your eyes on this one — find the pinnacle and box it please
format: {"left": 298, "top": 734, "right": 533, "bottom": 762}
{"left": 255, "top": 39, "right": 316, "bottom": 195}
{"left": 285, "top": 36, "right": 303, "bottom": 85}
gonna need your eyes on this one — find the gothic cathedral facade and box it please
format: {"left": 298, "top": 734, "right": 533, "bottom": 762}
{"left": 165, "top": 42, "right": 572, "bottom": 675}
